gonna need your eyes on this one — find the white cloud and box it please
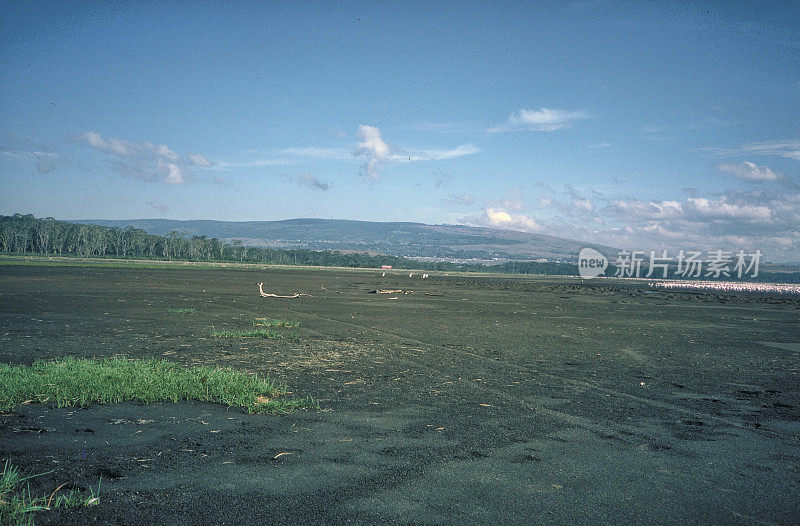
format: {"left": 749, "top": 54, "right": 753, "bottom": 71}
{"left": 76, "top": 132, "right": 180, "bottom": 161}
{"left": 78, "top": 131, "right": 131, "bottom": 156}
{"left": 216, "top": 159, "right": 297, "bottom": 169}
{"left": 488, "top": 107, "right": 589, "bottom": 132}
{"left": 741, "top": 140, "right": 800, "bottom": 161}
{"left": 608, "top": 199, "right": 684, "bottom": 220}
{"left": 466, "top": 208, "right": 545, "bottom": 233}
{"left": 283, "top": 173, "right": 330, "bottom": 191}
{"left": 214, "top": 147, "right": 350, "bottom": 170}
{"left": 572, "top": 196, "right": 595, "bottom": 212}
{"left": 355, "top": 125, "right": 391, "bottom": 178}
{"left": 393, "top": 144, "right": 480, "bottom": 162}
{"left": 718, "top": 161, "right": 785, "bottom": 181}
{"left": 187, "top": 153, "right": 214, "bottom": 167}
{"left": 153, "top": 143, "right": 179, "bottom": 162}
{"left": 458, "top": 186, "right": 545, "bottom": 233}
{"left": 604, "top": 194, "right": 776, "bottom": 230}
{"left": 74, "top": 131, "right": 208, "bottom": 184}
{"left": 686, "top": 197, "right": 772, "bottom": 220}
{"left": 0, "top": 134, "right": 59, "bottom": 158}
{"left": 0, "top": 135, "right": 70, "bottom": 174}
{"left": 279, "top": 147, "right": 352, "bottom": 160}
{"left": 159, "top": 160, "right": 187, "bottom": 185}
{"left": 538, "top": 184, "right": 599, "bottom": 217}
{"left": 706, "top": 140, "right": 800, "bottom": 162}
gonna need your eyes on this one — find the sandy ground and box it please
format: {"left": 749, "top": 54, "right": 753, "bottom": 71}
{"left": 1, "top": 264, "right": 798, "bottom": 524}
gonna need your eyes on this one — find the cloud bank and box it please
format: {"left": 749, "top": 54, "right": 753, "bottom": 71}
{"left": 454, "top": 179, "right": 800, "bottom": 262}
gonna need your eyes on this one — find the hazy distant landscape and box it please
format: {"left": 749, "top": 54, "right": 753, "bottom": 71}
{"left": 78, "top": 218, "right": 616, "bottom": 263}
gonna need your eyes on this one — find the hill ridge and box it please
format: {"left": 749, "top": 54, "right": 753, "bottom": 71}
{"left": 75, "top": 218, "right": 616, "bottom": 262}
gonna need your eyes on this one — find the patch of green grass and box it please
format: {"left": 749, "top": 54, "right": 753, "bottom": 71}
{"left": 253, "top": 318, "right": 300, "bottom": 328}
{"left": 211, "top": 328, "right": 284, "bottom": 339}
{"left": 0, "top": 459, "right": 100, "bottom": 526}
{"left": 0, "top": 358, "right": 317, "bottom": 414}
{"left": 167, "top": 307, "right": 196, "bottom": 314}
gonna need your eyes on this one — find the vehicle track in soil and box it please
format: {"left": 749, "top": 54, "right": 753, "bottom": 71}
{"left": 206, "top": 298, "right": 781, "bottom": 440}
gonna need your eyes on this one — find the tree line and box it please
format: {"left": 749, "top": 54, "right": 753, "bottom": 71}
{"left": 0, "top": 214, "right": 502, "bottom": 271}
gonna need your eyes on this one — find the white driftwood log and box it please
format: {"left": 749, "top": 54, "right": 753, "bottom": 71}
{"left": 258, "top": 282, "right": 310, "bottom": 299}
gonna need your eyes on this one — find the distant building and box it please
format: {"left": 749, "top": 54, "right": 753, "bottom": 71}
{"left": 381, "top": 265, "right": 392, "bottom": 269}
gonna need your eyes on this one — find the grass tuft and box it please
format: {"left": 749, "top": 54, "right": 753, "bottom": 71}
{"left": 211, "top": 328, "right": 283, "bottom": 339}
{"left": 253, "top": 318, "right": 300, "bottom": 328}
{"left": 0, "top": 459, "right": 100, "bottom": 526}
{"left": 0, "top": 358, "right": 317, "bottom": 414}
{"left": 167, "top": 307, "right": 196, "bottom": 314}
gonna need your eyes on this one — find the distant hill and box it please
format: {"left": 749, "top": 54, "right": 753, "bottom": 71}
{"left": 76, "top": 218, "right": 617, "bottom": 262}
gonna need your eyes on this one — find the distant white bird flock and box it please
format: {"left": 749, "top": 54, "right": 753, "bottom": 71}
{"left": 648, "top": 280, "right": 800, "bottom": 295}
{"left": 382, "top": 271, "right": 428, "bottom": 279}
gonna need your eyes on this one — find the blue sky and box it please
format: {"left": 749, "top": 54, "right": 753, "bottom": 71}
{"left": 2, "top": 1, "right": 799, "bottom": 261}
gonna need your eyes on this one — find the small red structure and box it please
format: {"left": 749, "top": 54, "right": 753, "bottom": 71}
{"left": 381, "top": 265, "right": 392, "bottom": 269}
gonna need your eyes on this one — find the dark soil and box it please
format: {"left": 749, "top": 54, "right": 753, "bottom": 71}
{"left": 1, "top": 264, "right": 799, "bottom": 524}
